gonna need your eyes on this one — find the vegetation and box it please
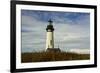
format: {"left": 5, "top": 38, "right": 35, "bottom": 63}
{"left": 21, "top": 51, "right": 90, "bottom": 63}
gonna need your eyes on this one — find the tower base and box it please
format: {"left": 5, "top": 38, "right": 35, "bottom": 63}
{"left": 46, "top": 48, "right": 61, "bottom": 53}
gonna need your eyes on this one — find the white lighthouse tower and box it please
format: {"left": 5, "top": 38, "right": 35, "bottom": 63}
{"left": 46, "top": 20, "right": 54, "bottom": 50}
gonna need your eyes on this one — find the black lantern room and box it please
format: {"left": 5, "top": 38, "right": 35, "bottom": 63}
{"left": 46, "top": 20, "right": 54, "bottom": 32}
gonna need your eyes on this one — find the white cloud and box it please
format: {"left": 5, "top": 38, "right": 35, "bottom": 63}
{"left": 67, "top": 48, "right": 90, "bottom": 54}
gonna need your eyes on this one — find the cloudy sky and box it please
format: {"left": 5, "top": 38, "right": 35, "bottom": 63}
{"left": 21, "top": 9, "right": 90, "bottom": 54}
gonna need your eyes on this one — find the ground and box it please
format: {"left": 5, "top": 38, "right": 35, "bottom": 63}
{"left": 21, "top": 51, "right": 90, "bottom": 63}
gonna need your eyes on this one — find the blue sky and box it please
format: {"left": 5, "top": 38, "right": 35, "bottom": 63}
{"left": 21, "top": 9, "right": 90, "bottom": 54}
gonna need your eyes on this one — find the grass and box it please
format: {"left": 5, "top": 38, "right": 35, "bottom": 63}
{"left": 21, "top": 51, "right": 90, "bottom": 63}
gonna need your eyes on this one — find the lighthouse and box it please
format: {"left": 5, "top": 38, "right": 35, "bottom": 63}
{"left": 46, "top": 20, "right": 61, "bottom": 52}
{"left": 46, "top": 19, "right": 54, "bottom": 50}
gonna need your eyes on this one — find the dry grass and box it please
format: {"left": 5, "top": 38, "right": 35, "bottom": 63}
{"left": 21, "top": 51, "right": 90, "bottom": 63}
